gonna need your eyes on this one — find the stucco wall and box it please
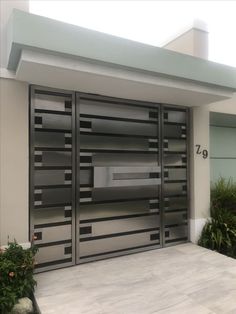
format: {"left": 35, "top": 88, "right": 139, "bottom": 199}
{"left": 0, "top": 78, "right": 29, "bottom": 245}
{"left": 164, "top": 28, "right": 208, "bottom": 59}
{"left": 189, "top": 106, "right": 210, "bottom": 242}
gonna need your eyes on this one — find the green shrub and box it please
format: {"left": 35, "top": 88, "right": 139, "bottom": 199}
{"left": 211, "top": 177, "right": 236, "bottom": 213}
{"left": 198, "top": 207, "right": 236, "bottom": 257}
{"left": 0, "top": 241, "right": 38, "bottom": 313}
{"left": 199, "top": 178, "right": 236, "bottom": 257}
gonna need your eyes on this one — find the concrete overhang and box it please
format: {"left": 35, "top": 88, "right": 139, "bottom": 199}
{"left": 6, "top": 10, "right": 236, "bottom": 106}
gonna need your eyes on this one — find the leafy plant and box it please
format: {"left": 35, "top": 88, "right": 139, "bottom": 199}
{"left": 0, "top": 241, "right": 38, "bottom": 313}
{"left": 198, "top": 207, "right": 236, "bottom": 257}
{"left": 211, "top": 177, "right": 236, "bottom": 213}
{"left": 199, "top": 178, "right": 236, "bottom": 257}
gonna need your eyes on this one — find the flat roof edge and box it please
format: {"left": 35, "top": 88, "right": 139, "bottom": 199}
{"left": 7, "top": 9, "right": 236, "bottom": 91}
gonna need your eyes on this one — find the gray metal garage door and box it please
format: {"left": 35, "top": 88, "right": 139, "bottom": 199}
{"left": 29, "top": 86, "right": 189, "bottom": 272}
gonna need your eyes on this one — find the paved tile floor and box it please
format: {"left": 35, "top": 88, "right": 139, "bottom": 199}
{"left": 35, "top": 243, "right": 236, "bottom": 314}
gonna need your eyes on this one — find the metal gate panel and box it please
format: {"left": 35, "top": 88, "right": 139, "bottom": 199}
{"left": 162, "top": 107, "right": 189, "bottom": 246}
{"left": 30, "top": 87, "right": 189, "bottom": 272}
{"left": 77, "top": 94, "right": 161, "bottom": 263}
{"left": 30, "top": 87, "right": 75, "bottom": 272}
{"left": 79, "top": 230, "right": 161, "bottom": 259}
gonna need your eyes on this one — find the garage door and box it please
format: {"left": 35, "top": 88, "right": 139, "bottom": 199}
{"left": 30, "top": 86, "right": 189, "bottom": 272}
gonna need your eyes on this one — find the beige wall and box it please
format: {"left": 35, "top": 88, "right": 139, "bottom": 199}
{"left": 189, "top": 106, "right": 210, "bottom": 242}
{"left": 164, "top": 28, "right": 208, "bottom": 59}
{"left": 0, "top": 78, "right": 29, "bottom": 245}
{"left": 190, "top": 106, "right": 210, "bottom": 220}
{"left": 208, "top": 94, "right": 236, "bottom": 114}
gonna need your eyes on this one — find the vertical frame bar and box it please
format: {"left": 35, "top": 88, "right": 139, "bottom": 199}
{"left": 75, "top": 92, "right": 81, "bottom": 263}
{"left": 186, "top": 107, "right": 191, "bottom": 242}
{"left": 159, "top": 105, "right": 165, "bottom": 247}
{"left": 157, "top": 104, "right": 162, "bottom": 248}
{"left": 71, "top": 91, "right": 76, "bottom": 266}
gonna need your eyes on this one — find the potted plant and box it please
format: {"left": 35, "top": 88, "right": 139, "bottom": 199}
{"left": 0, "top": 241, "right": 38, "bottom": 313}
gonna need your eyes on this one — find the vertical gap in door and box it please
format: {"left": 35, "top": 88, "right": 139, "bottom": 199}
{"left": 186, "top": 108, "right": 191, "bottom": 242}
{"left": 159, "top": 105, "right": 164, "bottom": 248}
{"left": 75, "top": 93, "right": 81, "bottom": 264}
{"left": 71, "top": 92, "right": 76, "bottom": 266}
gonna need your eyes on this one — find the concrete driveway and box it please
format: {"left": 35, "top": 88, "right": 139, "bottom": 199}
{"left": 35, "top": 243, "right": 236, "bottom": 313}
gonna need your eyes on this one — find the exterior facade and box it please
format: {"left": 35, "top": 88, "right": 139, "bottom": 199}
{"left": 1, "top": 1, "right": 236, "bottom": 272}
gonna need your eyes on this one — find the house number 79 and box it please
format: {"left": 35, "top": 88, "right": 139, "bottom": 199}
{"left": 195, "top": 145, "right": 208, "bottom": 159}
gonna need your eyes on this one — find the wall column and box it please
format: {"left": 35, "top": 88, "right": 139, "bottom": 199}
{"left": 164, "top": 20, "right": 208, "bottom": 59}
{"left": 190, "top": 106, "right": 210, "bottom": 243}
{"left": 0, "top": 0, "right": 29, "bottom": 246}
{"left": 0, "top": 79, "right": 29, "bottom": 245}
